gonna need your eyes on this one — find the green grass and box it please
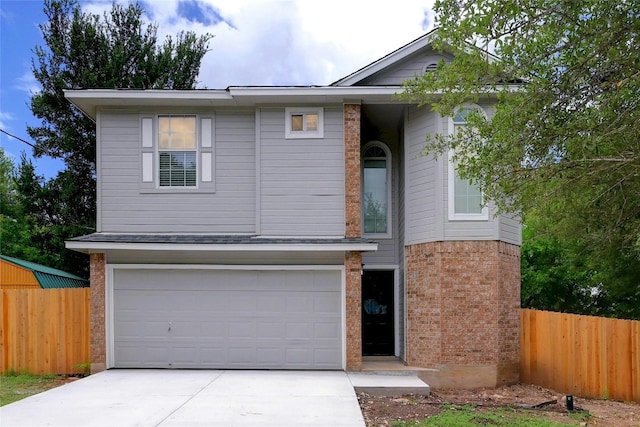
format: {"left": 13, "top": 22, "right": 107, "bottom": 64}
{"left": 392, "top": 404, "right": 579, "bottom": 427}
{"left": 0, "top": 372, "right": 66, "bottom": 406}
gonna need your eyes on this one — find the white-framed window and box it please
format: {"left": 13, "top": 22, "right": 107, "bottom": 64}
{"left": 362, "top": 141, "right": 391, "bottom": 236}
{"left": 140, "top": 114, "right": 215, "bottom": 192}
{"left": 448, "top": 106, "right": 488, "bottom": 220}
{"left": 158, "top": 115, "right": 197, "bottom": 187}
{"left": 285, "top": 107, "right": 324, "bottom": 139}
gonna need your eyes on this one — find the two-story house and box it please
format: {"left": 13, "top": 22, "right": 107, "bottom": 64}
{"left": 66, "top": 31, "right": 521, "bottom": 388}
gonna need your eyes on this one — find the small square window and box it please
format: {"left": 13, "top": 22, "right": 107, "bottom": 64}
{"left": 285, "top": 107, "right": 324, "bottom": 138}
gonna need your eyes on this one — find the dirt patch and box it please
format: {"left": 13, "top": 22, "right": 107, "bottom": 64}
{"left": 358, "top": 383, "right": 640, "bottom": 427}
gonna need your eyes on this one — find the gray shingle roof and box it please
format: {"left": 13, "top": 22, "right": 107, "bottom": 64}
{"left": 69, "top": 233, "right": 376, "bottom": 245}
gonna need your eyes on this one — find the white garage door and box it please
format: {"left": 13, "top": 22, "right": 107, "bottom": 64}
{"left": 112, "top": 268, "right": 342, "bottom": 369}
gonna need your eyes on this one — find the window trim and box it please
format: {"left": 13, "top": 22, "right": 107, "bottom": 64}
{"left": 139, "top": 114, "right": 215, "bottom": 194}
{"left": 285, "top": 107, "right": 324, "bottom": 139}
{"left": 361, "top": 141, "right": 392, "bottom": 238}
{"left": 158, "top": 115, "right": 198, "bottom": 189}
{"left": 447, "top": 104, "right": 489, "bottom": 221}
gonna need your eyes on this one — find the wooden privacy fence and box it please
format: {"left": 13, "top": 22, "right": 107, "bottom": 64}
{"left": 521, "top": 309, "right": 640, "bottom": 402}
{"left": 0, "top": 288, "right": 90, "bottom": 375}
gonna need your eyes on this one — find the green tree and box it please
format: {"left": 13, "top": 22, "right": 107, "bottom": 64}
{"left": 402, "top": 1, "right": 640, "bottom": 318}
{"left": 19, "top": 0, "right": 212, "bottom": 277}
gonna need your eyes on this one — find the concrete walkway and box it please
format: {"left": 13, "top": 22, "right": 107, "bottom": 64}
{"left": 0, "top": 370, "right": 365, "bottom": 427}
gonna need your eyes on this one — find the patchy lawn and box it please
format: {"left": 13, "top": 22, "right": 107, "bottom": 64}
{"left": 359, "top": 383, "right": 640, "bottom": 427}
{"left": 0, "top": 373, "right": 71, "bottom": 406}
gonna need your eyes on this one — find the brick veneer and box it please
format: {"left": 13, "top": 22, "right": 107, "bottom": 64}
{"left": 344, "top": 103, "right": 362, "bottom": 370}
{"left": 406, "top": 241, "right": 521, "bottom": 388}
{"left": 345, "top": 251, "right": 363, "bottom": 370}
{"left": 89, "top": 253, "right": 106, "bottom": 373}
{"left": 344, "top": 103, "right": 361, "bottom": 239}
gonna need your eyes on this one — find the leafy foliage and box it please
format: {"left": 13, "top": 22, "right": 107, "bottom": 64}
{"left": 402, "top": 0, "right": 640, "bottom": 318}
{"left": 4, "top": 0, "right": 212, "bottom": 277}
{"left": 521, "top": 212, "right": 640, "bottom": 319}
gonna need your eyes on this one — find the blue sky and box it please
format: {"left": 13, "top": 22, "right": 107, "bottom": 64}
{"left": 0, "top": 0, "right": 435, "bottom": 179}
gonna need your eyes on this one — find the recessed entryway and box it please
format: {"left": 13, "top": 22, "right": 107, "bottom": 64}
{"left": 362, "top": 270, "right": 394, "bottom": 356}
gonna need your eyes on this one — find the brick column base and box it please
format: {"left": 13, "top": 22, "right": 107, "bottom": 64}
{"left": 345, "top": 251, "right": 363, "bottom": 371}
{"left": 405, "top": 241, "right": 521, "bottom": 388}
{"left": 89, "top": 253, "right": 106, "bottom": 373}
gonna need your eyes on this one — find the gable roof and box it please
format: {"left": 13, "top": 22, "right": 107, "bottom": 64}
{"left": 0, "top": 255, "right": 89, "bottom": 288}
{"left": 331, "top": 28, "right": 501, "bottom": 87}
{"left": 331, "top": 29, "right": 440, "bottom": 87}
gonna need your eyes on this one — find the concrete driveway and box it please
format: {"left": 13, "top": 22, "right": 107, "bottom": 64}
{"left": 0, "top": 370, "right": 365, "bottom": 427}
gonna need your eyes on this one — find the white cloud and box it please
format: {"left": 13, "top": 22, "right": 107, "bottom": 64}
{"left": 81, "top": 0, "right": 436, "bottom": 88}
{"left": 0, "top": 111, "right": 15, "bottom": 132}
{"left": 15, "top": 70, "right": 41, "bottom": 96}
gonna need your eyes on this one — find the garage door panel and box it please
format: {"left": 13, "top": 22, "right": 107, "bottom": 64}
{"left": 113, "top": 269, "right": 342, "bottom": 369}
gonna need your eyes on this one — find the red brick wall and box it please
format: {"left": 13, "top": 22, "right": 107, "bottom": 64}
{"left": 345, "top": 251, "right": 362, "bottom": 370}
{"left": 89, "top": 253, "right": 106, "bottom": 373}
{"left": 344, "top": 103, "right": 363, "bottom": 370}
{"left": 406, "top": 241, "right": 520, "bottom": 386}
{"left": 344, "top": 103, "right": 361, "bottom": 239}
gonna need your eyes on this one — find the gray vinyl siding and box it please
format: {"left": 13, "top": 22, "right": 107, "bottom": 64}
{"left": 499, "top": 214, "right": 522, "bottom": 245}
{"left": 404, "top": 105, "right": 438, "bottom": 245}
{"left": 357, "top": 52, "right": 453, "bottom": 86}
{"left": 99, "top": 109, "right": 256, "bottom": 233}
{"left": 259, "top": 106, "right": 345, "bottom": 236}
{"left": 397, "top": 123, "right": 406, "bottom": 360}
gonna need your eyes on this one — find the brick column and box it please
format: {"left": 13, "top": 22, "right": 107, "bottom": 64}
{"left": 89, "top": 253, "right": 106, "bottom": 373}
{"left": 345, "top": 251, "right": 363, "bottom": 370}
{"left": 344, "top": 103, "right": 361, "bottom": 238}
{"left": 344, "top": 103, "right": 362, "bottom": 370}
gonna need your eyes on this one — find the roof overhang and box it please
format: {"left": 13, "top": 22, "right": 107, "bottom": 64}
{"left": 64, "top": 86, "right": 408, "bottom": 120}
{"left": 65, "top": 234, "right": 379, "bottom": 254}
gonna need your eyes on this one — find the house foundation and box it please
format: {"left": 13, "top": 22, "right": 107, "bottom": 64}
{"left": 405, "top": 240, "right": 520, "bottom": 388}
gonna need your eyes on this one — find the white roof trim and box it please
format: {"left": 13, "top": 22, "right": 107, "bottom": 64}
{"left": 65, "top": 241, "right": 379, "bottom": 253}
{"left": 332, "top": 30, "right": 439, "bottom": 87}
{"left": 64, "top": 86, "right": 406, "bottom": 120}
{"left": 331, "top": 29, "right": 501, "bottom": 87}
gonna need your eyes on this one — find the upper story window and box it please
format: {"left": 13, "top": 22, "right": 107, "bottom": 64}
{"left": 158, "top": 116, "right": 197, "bottom": 187}
{"left": 362, "top": 141, "right": 391, "bottom": 236}
{"left": 285, "top": 107, "right": 324, "bottom": 139}
{"left": 448, "top": 106, "right": 488, "bottom": 220}
{"left": 140, "top": 114, "right": 215, "bottom": 193}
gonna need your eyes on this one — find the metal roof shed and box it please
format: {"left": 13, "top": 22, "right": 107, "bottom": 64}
{"left": 0, "top": 255, "right": 89, "bottom": 289}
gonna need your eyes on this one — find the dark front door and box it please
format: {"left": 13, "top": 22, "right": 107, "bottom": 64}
{"left": 362, "top": 270, "right": 394, "bottom": 356}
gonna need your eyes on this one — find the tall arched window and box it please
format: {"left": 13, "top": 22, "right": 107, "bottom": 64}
{"left": 362, "top": 142, "right": 391, "bottom": 235}
{"left": 448, "top": 106, "right": 488, "bottom": 220}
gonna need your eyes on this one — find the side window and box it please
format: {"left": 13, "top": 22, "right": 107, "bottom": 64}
{"left": 140, "top": 114, "right": 215, "bottom": 192}
{"left": 362, "top": 142, "right": 391, "bottom": 236}
{"left": 448, "top": 107, "right": 488, "bottom": 220}
{"left": 285, "top": 107, "right": 324, "bottom": 138}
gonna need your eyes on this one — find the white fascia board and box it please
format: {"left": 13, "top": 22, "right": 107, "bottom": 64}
{"left": 64, "top": 89, "right": 232, "bottom": 103}
{"left": 229, "top": 86, "right": 406, "bottom": 104}
{"left": 228, "top": 86, "right": 399, "bottom": 97}
{"left": 64, "top": 89, "right": 234, "bottom": 120}
{"left": 333, "top": 33, "right": 438, "bottom": 86}
{"left": 65, "top": 241, "right": 379, "bottom": 253}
